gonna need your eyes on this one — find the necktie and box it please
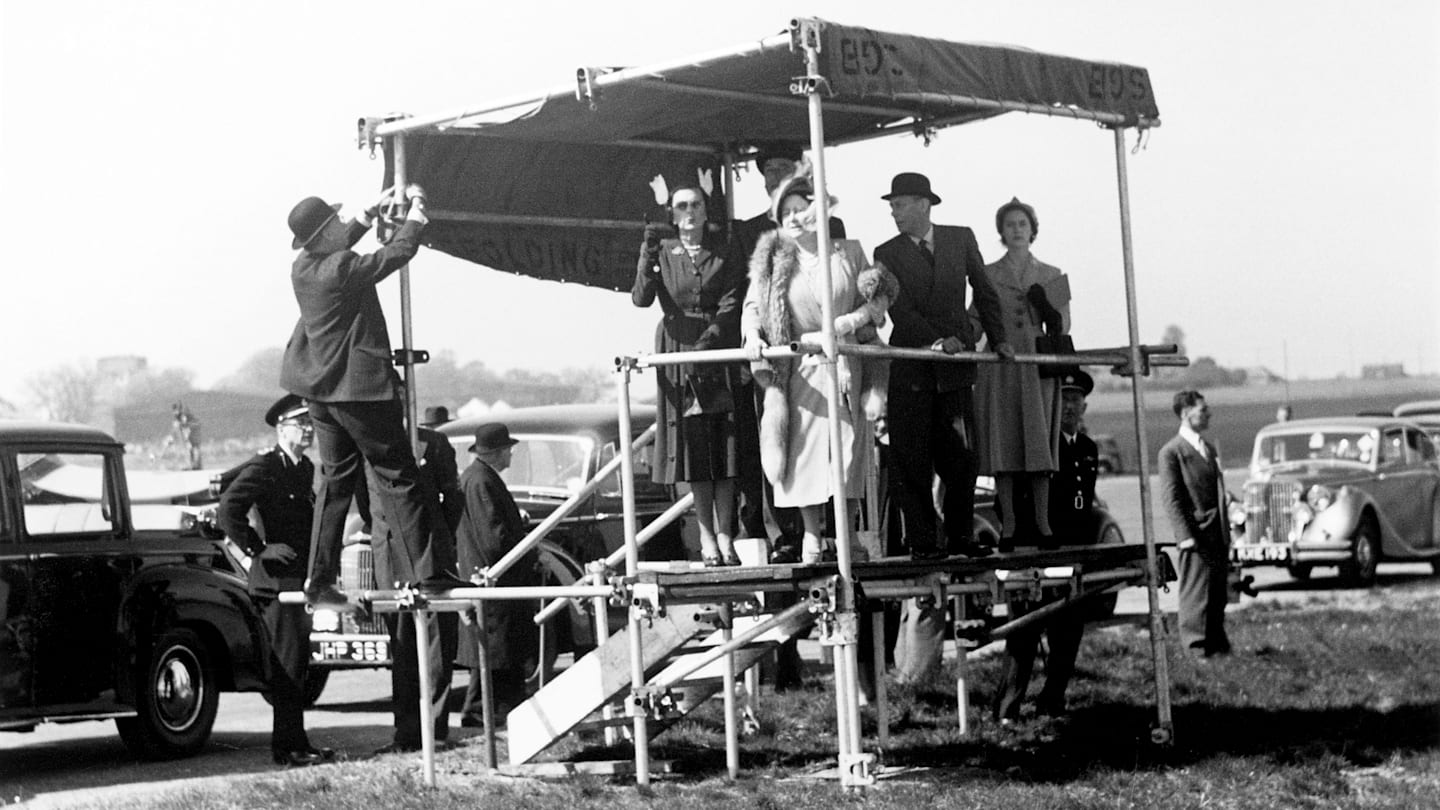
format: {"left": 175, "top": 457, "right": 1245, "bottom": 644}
{"left": 918, "top": 238, "right": 935, "bottom": 267}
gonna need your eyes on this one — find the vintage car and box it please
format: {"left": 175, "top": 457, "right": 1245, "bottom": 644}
{"left": 1228, "top": 416, "right": 1440, "bottom": 583}
{"left": 1394, "top": 400, "right": 1440, "bottom": 445}
{"left": 0, "top": 422, "right": 268, "bottom": 759}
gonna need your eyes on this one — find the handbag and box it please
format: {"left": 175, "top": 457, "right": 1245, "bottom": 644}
{"left": 683, "top": 370, "right": 735, "bottom": 416}
{"left": 1035, "top": 333, "right": 1076, "bottom": 379}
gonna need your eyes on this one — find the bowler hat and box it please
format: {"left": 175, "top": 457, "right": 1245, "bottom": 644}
{"left": 881, "top": 172, "right": 942, "bottom": 205}
{"left": 265, "top": 394, "right": 308, "bottom": 427}
{"left": 469, "top": 423, "right": 520, "bottom": 454}
{"left": 1059, "top": 369, "right": 1094, "bottom": 396}
{"left": 288, "top": 196, "right": 341, "bottom": 250}
{"left": 421, "top": 406, "right": 450, "bottom": 427}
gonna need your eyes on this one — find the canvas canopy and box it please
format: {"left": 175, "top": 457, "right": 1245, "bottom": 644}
{"left": 365, "top": 19, "right": 1159, "bottom": 291}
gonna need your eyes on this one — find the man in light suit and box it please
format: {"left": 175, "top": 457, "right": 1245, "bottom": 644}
{"left": 874, "top": 172, "right": 1012, "bottom": 683}
{"left": 1158, "top": 389, "right": 1233, "bottom": 657}
{"left": 280, "top": 187, "right": 466, "bottom": 608}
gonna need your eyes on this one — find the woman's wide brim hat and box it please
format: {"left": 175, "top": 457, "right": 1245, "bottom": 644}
{"left": 768, "top": 162, "right": 837, "bottom": 224}
{"left": 288, "top": 196, "right": 341, "bottom": 250}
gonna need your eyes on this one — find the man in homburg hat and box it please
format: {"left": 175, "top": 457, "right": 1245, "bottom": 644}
{"left": 216, "top": 394, "right": 333, "bottom": 766}
{"left": 280, "top": 186, "right": 467, "bottom": 609}
{"left": 875, "top": 171, "right": 1012, "bottom": 684}
{"left": 455, "top": 423, "right": 542, "bottom": 727}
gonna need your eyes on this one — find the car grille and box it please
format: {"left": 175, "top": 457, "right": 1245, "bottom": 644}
{"left": 1243, "top": 481, "right": 1301, "bottom": 544}
{"left": 340, "top": 543, "right": 386, "bottom": 635}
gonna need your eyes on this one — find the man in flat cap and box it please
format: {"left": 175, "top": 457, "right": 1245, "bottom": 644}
{"left": 993, "top": 369, "right": 1098, "bottom": 722}
{"left": 455, "top": 423, "right": 541, "bottom": 727}
{"left": 280, "top": 186, "right": 467, "bottom": 609}
{"left": 216, "top": 394, "right": 332, "bottom": 766}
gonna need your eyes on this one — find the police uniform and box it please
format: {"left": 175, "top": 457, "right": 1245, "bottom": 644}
{"left": 216, "top": 394, "right": 320, "bottom": 762}
{"left": 993, "top": 370, "right": 1097, "bottom": 720}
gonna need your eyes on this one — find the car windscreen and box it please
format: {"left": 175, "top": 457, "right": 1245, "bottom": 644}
{"left": 1253, "top": 429, "right": 1377, "bottom": 470}
{"left": 502, "top": 435, "right": 593, "bottom": 494}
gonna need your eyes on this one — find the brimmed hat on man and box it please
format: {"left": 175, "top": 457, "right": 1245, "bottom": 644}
{"left": 754, "top": 143, "right": 802, "bottom": 170}
{"left": 881, "top": 172, "right": 942, "bottom": 206}
{"left": 421, "top": 406, "right": 451, "bottom": 428}
{"left": 469, "top": 423, "right": 520, "bottom": 454}
{"left": 265, "top": 394, "right": 309, "bottom": 427}
{"left": 288, "top": 196, "right": 341, "bottom": 250}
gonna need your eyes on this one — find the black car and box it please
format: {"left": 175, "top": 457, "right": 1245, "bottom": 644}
{"left": 0, "top": 422, "right": 268, "bottom": 759}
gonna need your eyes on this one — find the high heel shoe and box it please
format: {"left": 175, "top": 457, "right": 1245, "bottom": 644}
{"left": 717, "top": 538, "right": 742, "bottom": 567}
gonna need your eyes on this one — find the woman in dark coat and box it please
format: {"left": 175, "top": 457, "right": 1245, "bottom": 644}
{"left": 632, "top": 184, "right": 746, "bottom": 566}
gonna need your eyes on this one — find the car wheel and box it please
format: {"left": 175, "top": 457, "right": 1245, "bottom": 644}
{"left": 1287, "top": 563, "right": 1312, "bottom": 581}
{"left": 116, "top": 628, "right": 219, "bottom": 759}
{"left": 1340, "top": 516, "right": 1381, "bottom": 586}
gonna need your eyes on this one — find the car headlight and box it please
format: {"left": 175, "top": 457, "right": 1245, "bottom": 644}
{"left": 311, "top": 609, "right": 340, "bottom": 633}
{"left": 1228, "top": 500, "right": 1247, "bottom": 526}
{"left": 1306, "top": 484, "right": 1334, "bottom": 512}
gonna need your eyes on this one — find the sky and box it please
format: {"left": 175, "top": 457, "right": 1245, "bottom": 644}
{"left": 2, "top": 0, "right": 1437, "bottom": 411}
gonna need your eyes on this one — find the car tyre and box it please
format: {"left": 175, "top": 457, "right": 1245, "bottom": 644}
{"left": 116, "top": 628, "right": 219, "bottom": 759}
{"left": 1340, "top": 516, "right": 1381, "bottom": 586}
{"left": 1287, "top": 563, "right": 1312, "bottom": 581}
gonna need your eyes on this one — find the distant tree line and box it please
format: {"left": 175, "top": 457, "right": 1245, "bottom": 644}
{"left": 1091, "top": 324, "right": 1249, "bottom": 393}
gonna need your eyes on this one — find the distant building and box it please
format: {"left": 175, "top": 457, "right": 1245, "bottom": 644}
{"left": 1360, "top": 363, "right": 1407, "bottom": 380}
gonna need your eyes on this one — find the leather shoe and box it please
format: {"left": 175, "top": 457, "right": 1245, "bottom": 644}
{"left": 459, "top": 714, "right": 484, "bottom": 728}
{"left": 768, "top": 546, "right": 800, "bottom": 564}
{"left": 304, "top": 585, "right": 352, "bottom": 610}
{"left": 273, "top": 749, "right": 325, "bottom": 767}
{"left": 910, "top": 547, "right": 949, "bottom": 562}
{"left": 953, "top": 540, "right": 994, "bottom": 558}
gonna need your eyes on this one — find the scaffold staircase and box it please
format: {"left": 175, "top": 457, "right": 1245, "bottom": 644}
{"left": 506, "top": 598, "right": 817, "bottom": 766}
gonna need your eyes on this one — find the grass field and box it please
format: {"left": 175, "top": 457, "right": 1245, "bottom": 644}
{"left": 86, "top": 581, "right": 1440, "bottom": 810}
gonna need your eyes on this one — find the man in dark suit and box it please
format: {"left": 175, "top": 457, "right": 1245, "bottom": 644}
{"left": 216, "top": 394, "right": 333, "bottom": 767}
{"left": 874, "top": 172, "right": 1012, "bottom": 561}
{"left": 993, "top": 370, "right": 1098, "bottom": 721}
{"left": 280, "top": 187, "right": 466, "bottom": 608}
{"left": 455, "top": 423, "right": 541, "bottom": 727}
{"left": 1158, "top": 389, "right": 1232, "bottom": 657}
{"left": 367, "top": 422, "right": 464, "bottom": 754}
{"left": 875, "top": 171, "right": 1011, "bottom": 684}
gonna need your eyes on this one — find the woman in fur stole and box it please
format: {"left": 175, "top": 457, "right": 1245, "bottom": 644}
{"left": 633, "top": 184, "right": 747, "bottom": 566}
{"left": 741, "top": 167, "right": 898, "bottom": 564}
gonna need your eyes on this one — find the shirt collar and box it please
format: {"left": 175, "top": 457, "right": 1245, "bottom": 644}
{"left": 909, "top": 226, "right": 935, "bottom": 248}
{"left": 1179, "top": 423, "right": 1207, "bottom": 455}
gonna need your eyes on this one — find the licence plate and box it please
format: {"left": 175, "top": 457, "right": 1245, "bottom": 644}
{"left": 313, "top": 639, "right": 390, "bottom": 663}
{"left": 1235, "top": 544, "right": 1289, "bottom": 563}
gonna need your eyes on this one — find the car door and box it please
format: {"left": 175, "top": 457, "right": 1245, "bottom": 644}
{"left": 0, "top": 452, "right": 34, "bottom": 716}
{"left": 1404, "top": 428, "right": 1440, "bottom": 549}
{"left": 16, "top": 448, "right": 126, "bottom": 708}
{"left": 1371, "top": 427, "right": 1431, "bottom": 550}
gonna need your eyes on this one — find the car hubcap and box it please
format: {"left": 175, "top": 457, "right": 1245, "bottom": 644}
{"left": 154, "top": 646, "right": 201, "bottom": 732}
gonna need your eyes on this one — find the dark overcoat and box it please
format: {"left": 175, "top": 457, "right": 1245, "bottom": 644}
{"left": 455, "top": 458, "right": 540, "bottom": 671}
{"left": 280, "top": 219, "right": 424, "bottom": 403}
{"left": 216, "top": 446, "right": 315, "bottom": 596}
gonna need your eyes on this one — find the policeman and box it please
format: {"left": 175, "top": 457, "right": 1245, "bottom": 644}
{"left": 993, "top": 369, "right": 1098, "bottom": 721}
{"left": 216, "top": 394, "right": 333, "bottom": 766}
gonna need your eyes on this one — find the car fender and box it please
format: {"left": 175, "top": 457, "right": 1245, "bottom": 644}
{"left": 1300, "top": 485, "right": 1370, "bottom": 546}
{"left": 116, "top": 560, "right": 269, "bottom": 704}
